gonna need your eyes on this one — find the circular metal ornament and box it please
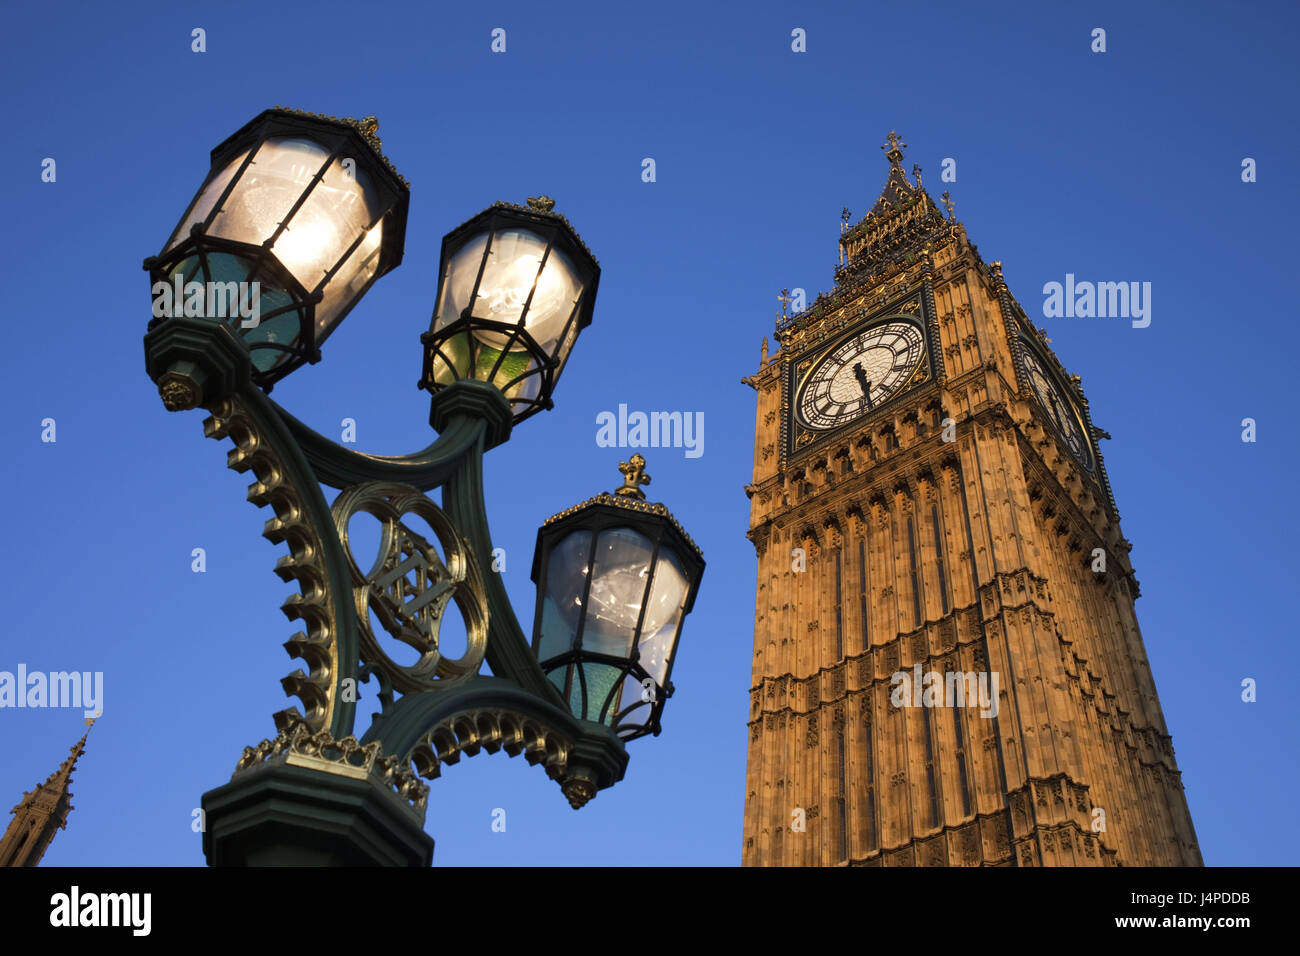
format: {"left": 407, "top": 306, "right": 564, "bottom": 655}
{"left": 331, "top": 482, "right": 489, "bottom": 694}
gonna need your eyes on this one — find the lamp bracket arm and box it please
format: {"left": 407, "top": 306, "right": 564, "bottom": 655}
{"left": 206, "top": 385, "right": 362, "bottom": 740}
{"left": 268, "top": 397, "right": 481, "bottom": 491}
{"left": 360, "top": 676, "right": 628, "bottom": 805}
{"left": 438, "top": 427, "right": 566, "bottom": 709}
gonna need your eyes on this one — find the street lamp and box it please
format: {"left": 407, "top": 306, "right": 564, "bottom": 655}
{"left": 141, "top": 107, "right": 703, "bottom": 867}
{"left": 532, "top": 454, "right": 704, "bottom": 746}
{"left": 144, "top": 107, "right": 410, "bottom": 402}
{"left": 420, "top": 197, "right": 600, "bottom": 438}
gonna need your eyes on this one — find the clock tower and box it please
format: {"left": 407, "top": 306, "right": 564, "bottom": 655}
{"left": 741, "top": 134, "right": 1201, "bottom": 866}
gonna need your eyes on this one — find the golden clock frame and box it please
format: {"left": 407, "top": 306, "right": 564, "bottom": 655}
{"left": 790, "top": 314, "right": 931, "bottom": 438}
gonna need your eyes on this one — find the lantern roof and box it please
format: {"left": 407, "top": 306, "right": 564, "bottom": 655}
{"left": 539, "top": 491, "right": 702, "bottom": 559}
{"left": 537, "top": 454, "right": 702, "bottom": 563}
{"left": 531, "top": 456, "right": 705, "bottom": 610}
{"left": 211, "top": 106, "right": 409, "bottom": 189}
{"left": 443, "top": 197, "right": 600, "bottom": 270}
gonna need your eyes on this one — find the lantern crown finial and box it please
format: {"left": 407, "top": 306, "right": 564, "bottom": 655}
{"left": 615, "top": 454, "right": 650, "bottom": 500}
{"left": 526, "top": 195, "right": 556, "bottom": 212}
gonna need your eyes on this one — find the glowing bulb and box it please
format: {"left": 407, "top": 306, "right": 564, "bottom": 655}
{"left": 271, "top": 219, "right": 333, "bottom": 279}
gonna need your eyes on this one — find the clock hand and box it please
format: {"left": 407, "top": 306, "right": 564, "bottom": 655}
{"left": 852, "top": 362, "right": 873, "bottom": 409}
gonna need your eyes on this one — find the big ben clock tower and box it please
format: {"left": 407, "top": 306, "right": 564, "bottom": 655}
{"left": 741, "top": 133, "right": 1201, "bottom": 867}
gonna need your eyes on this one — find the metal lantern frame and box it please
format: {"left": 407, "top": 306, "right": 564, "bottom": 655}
{"left": 530, "top": 482, "right": 705, "bottom": 741}
{"left": 143, "top": 107, "right": 410, "bottom": 389}
{"left": 419, "top": 199, "right": 600, "bottom": 427}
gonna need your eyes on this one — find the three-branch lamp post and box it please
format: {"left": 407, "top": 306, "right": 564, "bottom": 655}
{"left": 142, "top": 108, "right": 704, "bottom": 866}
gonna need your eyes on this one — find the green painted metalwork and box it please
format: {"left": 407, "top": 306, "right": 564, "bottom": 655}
{"left": 237, "top": 385, "right": 362, "bottom": 740}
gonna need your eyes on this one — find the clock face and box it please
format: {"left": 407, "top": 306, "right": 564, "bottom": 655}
{"left": 797, "top": 320, "right": 925, "bottom": 431}
{"left": 1020, "top": 344, "right": 1094, "bottom": 473}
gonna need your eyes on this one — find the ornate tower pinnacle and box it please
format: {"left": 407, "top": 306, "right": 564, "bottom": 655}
{"left": 0, "top": 721, "right": 94, "bottom": 867}
{"left": 881, "top": 130, "right": 907, "bottom": 166}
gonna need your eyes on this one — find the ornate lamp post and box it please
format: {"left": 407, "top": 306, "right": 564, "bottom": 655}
{"left": 143, "top": 108, "right": 704, "bottom": 866}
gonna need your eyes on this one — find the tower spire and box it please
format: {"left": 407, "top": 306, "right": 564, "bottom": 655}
{"left": 0, "top": 721, "right": 95, "bottom": 867}
{"left": 829, "top": 132, "right": 942, "bottom": 288}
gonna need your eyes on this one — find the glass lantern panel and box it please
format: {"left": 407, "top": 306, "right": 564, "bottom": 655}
{"left": 312, "top": 218, "right": 384, "bottom": 341}
{"left": 165, "top": 149, "right": 249, "bottom": 253}
{"left": 583, "top": 661, "right": 624, "bottom": 725}
{"left": 547, "top": 663, "right": 569, "bottom": 698}
{"left": 270, "top": 143, "right": 385, "bottom": 294}
{"left": 551, "top": 307, "right": 583, "bottom": 382}
{"left": 207, "top": 137, "right": 328, "bottom": 249}
{"left": 615, "top": 672, "right": 653, "bottom": 722}
{"left": 567, "top": 666, "right": 586, "bottom": 720}
{"left": 468, "top": 326, "right": 539, "bottom": 399}
{"left": 204, "top": 136, "right": 382, "bottom": 297}
{"left": 429, "top": 346, "right": 461, "bottom": 388}
{"left": 163, "top": 252, "right": 301, "bottom": 375}
{"left": 537, "top": 529, "right": 594, "bottom": 663}
{"left": 475, "top": 230, "right": 582, "bottom": 353}
{"left": 638, "top": 606, "right": 684, "bottom": 689}
{"left": 636, "top": 547, "right": 690, "bottom": 687}
{"left": 434, "top": 232, "right": 488, "bottom": 330}
{"left": 437, "top": 230, "right": 583, "bottom": 347}
{"left": 581, "top": 528, "right": 656, "bottom": 660}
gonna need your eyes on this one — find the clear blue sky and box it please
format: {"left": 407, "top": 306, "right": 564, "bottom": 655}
{"left": 1, "top": 0, "right": 1296, "bottom": 866}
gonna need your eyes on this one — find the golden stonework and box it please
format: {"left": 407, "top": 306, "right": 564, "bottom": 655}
{"left": 742, "top": 133, "right": 1201, "bottom": 869}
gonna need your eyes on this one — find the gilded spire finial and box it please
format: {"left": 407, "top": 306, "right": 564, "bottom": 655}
{"left": 526, "top": 196, "right": 556, "bottom": 212}
{"left": 941, "top": 190, "right": 956, "bottom": 219}
{"left": 990, "top": 260, "right": 1006, "bottom": 291}
{"left": 881, "top": 130, "right": 907, "bottom": 166}
{"left": 616, "top": 454, "right": 651, "bottom": 499}
{"left": 912, "top": 163, "right": 923, "bottom": 189}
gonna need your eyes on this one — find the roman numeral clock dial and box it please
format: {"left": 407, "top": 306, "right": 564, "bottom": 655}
{"left": 1019, "top": 342, "right": 1095, "bottom": 473}
{"left": 797, "top": 320, "right": 925, "bottom": 431}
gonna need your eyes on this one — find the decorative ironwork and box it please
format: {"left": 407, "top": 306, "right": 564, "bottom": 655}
{"left": 331, "top": 482, "right": 489, "bottom": 695}
{"left": 615, "top": 453, "right": 650, "bottom": 499}
{"left": 203, "top": 394, "right": 347, "bottom": 734}
{"left": 269, "top": 105, "right": 407, "bottom": 187}
{"left": 540, "top": 489, "right": 701, "bottom": 557}
{"left": 235, "top": 715, "right": 429, "bottom": 812}
{"left": 410, "top": 707, "right": 571, "bottom": 788}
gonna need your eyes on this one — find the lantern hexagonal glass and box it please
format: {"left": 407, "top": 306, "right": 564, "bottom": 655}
{"left": 145, "top": 107, "right": 410, "bottom": 387}
{"left": 530, "top": 463, "right": 703, "bottom": 741}
{"left": 420, "top": 199, "right": 599, "bottom": 425}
